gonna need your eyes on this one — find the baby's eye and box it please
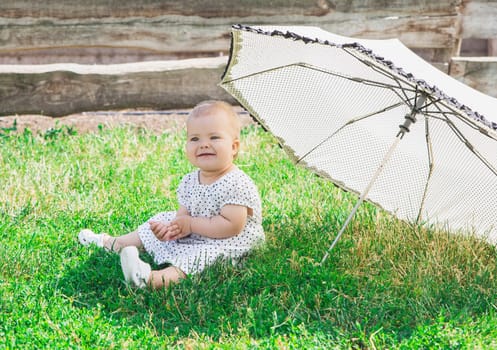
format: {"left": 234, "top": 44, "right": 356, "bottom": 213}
{"left": 211, "top": 135, "right": 221, "bottom": 140}
{"left": 190, "top": 137, "right": 199, "bottom": 142}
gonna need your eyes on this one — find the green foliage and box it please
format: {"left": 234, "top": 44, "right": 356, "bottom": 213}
{"left": 0, "top": 118, "right": 18, "bottom": 138}
{"left": 2, "top": 124, "right": 497, "bottom": 348}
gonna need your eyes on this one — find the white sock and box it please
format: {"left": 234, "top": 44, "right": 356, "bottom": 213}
{"left": 120, "top": 246, "right": 151, "bottom": 288}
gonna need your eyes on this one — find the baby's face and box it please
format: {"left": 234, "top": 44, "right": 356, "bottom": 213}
{"left": 185, "top": 108, "right": 239, "bottom": 174}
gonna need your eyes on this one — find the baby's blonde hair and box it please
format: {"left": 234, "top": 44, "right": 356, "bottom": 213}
{"left": 187, "top": 100, "right": 241, "bottom": 139}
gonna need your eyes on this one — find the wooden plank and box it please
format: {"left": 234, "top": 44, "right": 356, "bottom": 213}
{"left": 0, "top": 0, "right": 456, "bottom": 19}
{"left": 0, "top": 0, "right": 460, "bottom": 60}
{"left": 0, "top": 47, "right": 209, "bottom": 65}
{"left": 0, "top": 16, "right": 460, "bottom": 64}
{"left": 460, "top": 0, "right": 497, "bottom": 38}
{"left": 0, "top": 57, "right": 235, "bottom": 117}
{"left": 319, "top": 15, "right": 460, "bottom": 61}
{"left": 449, "top": 57, "right": 497, "bottom": 98}
{"left": 489, "top": 39, "right": 497, "bottom": 56}
{"left": 0, "top": 0, "right": 333, "bottom": 18}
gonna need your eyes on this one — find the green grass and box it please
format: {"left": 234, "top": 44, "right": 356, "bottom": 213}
{"left": 2, "top": 121, "right": 497, "bottom": 349}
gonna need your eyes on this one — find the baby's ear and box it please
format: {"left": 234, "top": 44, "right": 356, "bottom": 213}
{"left": 232, "top": 138, "right": 240, "bottom": 158}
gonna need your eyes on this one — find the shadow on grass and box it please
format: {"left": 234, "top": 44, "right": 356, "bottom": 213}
{"left": 54, "top": 220, "right": 497, "bottom": 345}
{"left": 56, "top": 244, "right": 344, "bottom": 340}
{"left": 56, "top": 249, "right": 125, "bottom": 306}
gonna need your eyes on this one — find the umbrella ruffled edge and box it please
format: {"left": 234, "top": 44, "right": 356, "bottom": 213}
{"left": 231, "top": 24, "right": 497, "bottom": 133}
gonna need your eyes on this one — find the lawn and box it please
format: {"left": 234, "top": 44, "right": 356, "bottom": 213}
{"left": 1, "top": 121, "right": 497, "bottom": 349}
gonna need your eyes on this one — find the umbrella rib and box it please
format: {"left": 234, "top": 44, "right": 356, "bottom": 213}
{"left": 445, "top": 117, "right": 497, "bottom": 177}
{"left": 424, "top": 97, "right": 497, "bottom": 141}
{"left": 346, "top": 101, "right": 405, "bottom": 124}
{"left": 415, "top": 95, "right": 497, "bottom": 142}
{"left": 389, "top": 89, "right": 415, "bottom": 110}
{"left": 222, "top": 62, "right": 419, "bottom": 106}
{"left": 222, "top": 60, "right": 419, "bottom": 113}
{"left": 296, "top": 101, "right": 406, "bottom": 163}
{"left": 299, "top": 60, "right": 424, "bottom": 114}
{"left": 341, "top": 47, "right": 415, "bottom": 105}
{"left": 220, "top": 64, "right": 300, "bottom": 84}
{"left": 299, "top": 63, "right": 418, "bottom": 95}
{"left": 341, "top": 46, "right": 497, "bottom": 137}
{"left": 447, "top": 112, "right": 497, "bottom": 142}
{"left": 428, "top": 98, "right": 497, "bottom": 173}
{"left": 424, "top": 110, "right": 496, "bottom": 141}
{"left": 298, "top": 61, "right": 425, "bottom": 124}
{"left": 417, "top": 100, "right": 497, "bottom": 222}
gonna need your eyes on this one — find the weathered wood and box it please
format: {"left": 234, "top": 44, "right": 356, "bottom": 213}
{"left": 1, "top": 1, "right": 495, "bottom": 117}
{"left": 0, "top": 0, "right": 333, "bottom": 18}
{"left": 0, "top": 0, "right": 461, "bottom": 63}
{"left": 0, "top": 16, "right": 461, "bottom": 51}
{"left": 460, "top": 0, "right": 497, "bottom": 38}
{"left": 448, "top": 57, "right": 497, "bottom": 98}
{"left": 0, "top": 47, "right": 218, "bottom": 65}
{"left": 0, "top": 0, "right": 457, "bottom": 19}
{"left": 0, "top": 57, "right": 235, "bottom": 117}
{"left": 489, "top": 39, "right": 497, "bottom": 56}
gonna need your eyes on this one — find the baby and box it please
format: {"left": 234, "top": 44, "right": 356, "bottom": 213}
{"left": 79, "top": 100, "right": 264, "bottom": 289}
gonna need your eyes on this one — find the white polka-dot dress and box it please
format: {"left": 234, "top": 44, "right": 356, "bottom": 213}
{"left": 137, "top": 167, "right": 264, "bottom": 275}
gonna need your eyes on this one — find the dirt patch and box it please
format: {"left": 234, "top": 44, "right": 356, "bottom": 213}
{"left": 0, "top": 107, "right": 254, "bottom": 135}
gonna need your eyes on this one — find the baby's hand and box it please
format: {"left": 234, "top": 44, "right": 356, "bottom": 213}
{"left": 149, "top": 218, "right": 191, "bottom": 241}
{"left": 166, "top": 215, "right": 192, "bottom": 241}
{"left": 149, "top": 221, "right": 173, "bottom": 241}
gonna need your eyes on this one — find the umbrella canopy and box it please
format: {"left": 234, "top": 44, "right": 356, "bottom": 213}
{"left": 220, "top": 24, "right": 497, "bottom": 251}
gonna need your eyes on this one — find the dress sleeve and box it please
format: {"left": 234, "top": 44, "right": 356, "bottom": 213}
{"left": 222, "top": 171, "right": 262, "bottom": 216}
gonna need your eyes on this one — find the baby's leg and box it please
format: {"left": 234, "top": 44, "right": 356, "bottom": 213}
{"left": 148, "top": 266, "right": 186, "bottom": 289}
{"left": 120, "top": 246, "right": 151, "bottom": 288}
{"left": 79, "top": 229, "right": 143, "bottom": 252}
{"left": 119, "top": 247, "right": 186, "bottom": 289}
{"left": 103, "top": 231, "right": 143, "bottom": 252}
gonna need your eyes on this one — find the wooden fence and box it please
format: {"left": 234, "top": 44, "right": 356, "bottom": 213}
{"left": 0, "top": 58, "right": 232, "bottom": 117}
{"left": 0, "top": 0, "right": 496, "bottom": 116}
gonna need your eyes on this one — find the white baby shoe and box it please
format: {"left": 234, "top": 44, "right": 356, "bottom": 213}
{"left": 120, "top": 246, "right": 151, "bottom": 288}
{"left": 78, "top": 229, "right": 105, "bottom": 248}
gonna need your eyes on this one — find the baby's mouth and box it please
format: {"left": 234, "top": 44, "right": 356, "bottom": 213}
{"left": 198, "top": 152, "right": 216, "bottom": 157}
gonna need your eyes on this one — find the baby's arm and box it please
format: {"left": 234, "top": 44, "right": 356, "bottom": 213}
{"left": 164, "top": 204, "right": 248, "bottom": 241}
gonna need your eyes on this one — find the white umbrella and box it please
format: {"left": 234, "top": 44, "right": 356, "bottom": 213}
{"left": 220, "top": 24, "right": 497, "bottom": 263}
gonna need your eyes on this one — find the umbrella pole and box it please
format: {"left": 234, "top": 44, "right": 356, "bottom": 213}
{"left": 320, "top": 94, "right": 426, "bottom": 265}
{"left": 320, "top": 136, "right": 401, "bottom": 265}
